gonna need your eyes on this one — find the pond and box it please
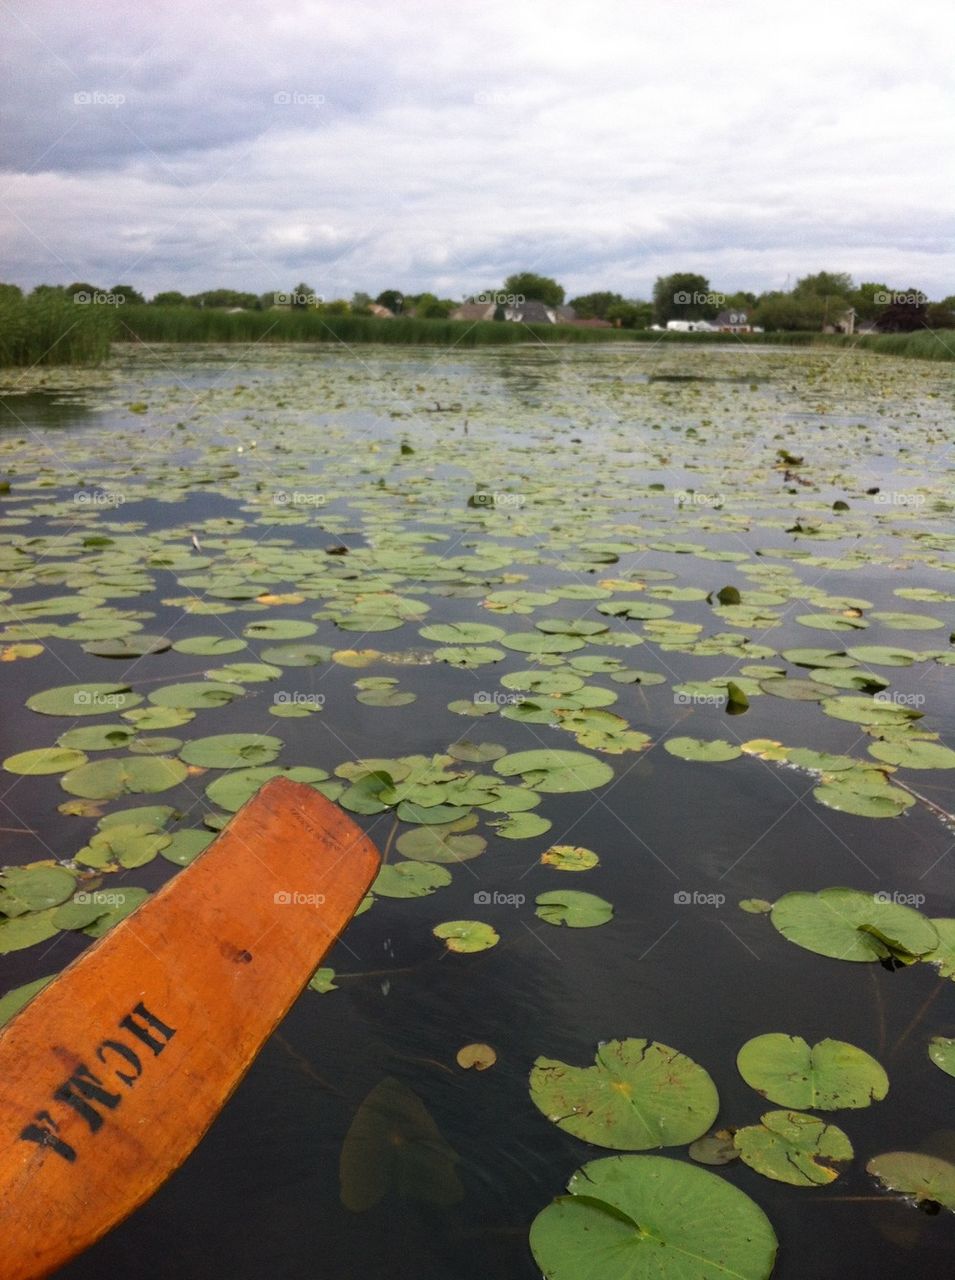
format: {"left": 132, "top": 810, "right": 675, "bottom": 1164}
{"left": 1, "top": 342, "right": 954, "bottom": 1279}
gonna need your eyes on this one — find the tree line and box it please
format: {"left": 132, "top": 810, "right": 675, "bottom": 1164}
{"left": 2, "top": 271, "right": 952, "bottom": 332}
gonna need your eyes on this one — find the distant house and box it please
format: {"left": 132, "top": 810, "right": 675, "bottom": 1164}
{"left": 368, "top": 303, "right": 395, "bottom": 319}
{"left": 666, "top": 319, "right": 716, "bottom": 333}
{"left": 449, "top": 301, "right": 496, "bottom": 322}
{"left": 713, "top": 310, "right": 751, "bottom": 333}
{"left": 504, "top": 299, "right": 559, "bottom": 324}
{"left": 824, "top": 307, "right": 856, "bottom": 335}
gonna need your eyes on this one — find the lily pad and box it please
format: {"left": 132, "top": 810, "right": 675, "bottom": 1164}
{"left": 432, "top": 920, "right": 499, "bottom": 953}
{"left": 178, "top": 733, "right": 283, "bottom": 769}
{"left": 530, "top": 1039, "right": 718, "bottom": 1149}
{"left": 770, "top": 887, "right": 939, "bottom": 963}
{"left": 394, "top": 825, "right": 486, "bottom": 863}
{"left": 26, "top": 683, "right": 143, "bottom": 716}
{"left": 493, "top": 749, "right": 614, "bottom": 793}
{"left": 663, "top": 737, "right": 742, "bottom": 763}
{"left": 529, "top": 1155, "right": 777, "bottom": 1280}
{"left": 148, "top": 681, "right": 244, "bottom": 709}
{"left": 61, "top": 756, "right": 188, "bottom": 799}
{"left": 372, "top": 862, "right": 452, "bottom": 899}
{"left": 0, "top": 975, "right": 55, "bottom": 1027}
{"left": 737, "top": 1033, "right": 888, "bottom": 1109}
{"left": 535, "top": 890, "right": 613, "bottom": 928}
{"left": 929, "top": 1037, "right": 955, "bottom": 1079}
{"left": 540, "top": 844, "right": 600, "bottom": 872}
{"left": 734, "top": 1110, "right": 852, "bottom": 1186}
{"left": 3, "top": 747, "right": 88, "bottom": 775}
{"left": 866, "top": 1152, "right": 955, "bottom": 1212}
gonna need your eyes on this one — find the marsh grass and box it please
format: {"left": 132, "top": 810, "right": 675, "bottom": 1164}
{"left": 0, "top": 294, "right": 116, "bottom": 367}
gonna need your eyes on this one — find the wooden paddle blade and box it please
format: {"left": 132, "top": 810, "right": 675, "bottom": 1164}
{"left": 0, "top": 777, "right": 380, "bottom": 1280}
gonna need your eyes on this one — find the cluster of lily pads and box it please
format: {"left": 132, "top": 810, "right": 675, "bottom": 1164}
{"left": 528, "top": 1027, "right": 954, "bottom": 1279}
{"left": 2, "top": 345, "right": 955, "bottom": 1275}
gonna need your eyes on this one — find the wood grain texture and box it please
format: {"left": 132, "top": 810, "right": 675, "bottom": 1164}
{"left": 0, "top": 778, "right": 380, "bottom": 1280}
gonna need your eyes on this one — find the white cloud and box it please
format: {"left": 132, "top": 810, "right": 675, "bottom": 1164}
{"left": 1, "top": 0, "right": 952, "bottom": 297}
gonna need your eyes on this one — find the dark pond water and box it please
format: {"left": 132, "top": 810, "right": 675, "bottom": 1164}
{"left": 1, "top": 343, "right": 954, "bottom": 1279}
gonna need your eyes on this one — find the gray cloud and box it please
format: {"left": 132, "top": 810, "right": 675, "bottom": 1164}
{"left": 1, "top": 0, "right": 952, "bottom": 297}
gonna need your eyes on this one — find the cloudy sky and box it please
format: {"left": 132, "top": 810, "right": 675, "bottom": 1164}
{"left": 1, "top": 0, "right": 952, "bottom": 301}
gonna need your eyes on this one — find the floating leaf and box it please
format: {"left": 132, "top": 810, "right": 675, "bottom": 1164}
{"left": 3, "top": 747, "right": 88, "bottom": 775}
{"left": 432, "top": 920, "right": 499, "bottom": 953}
{"left": 493, "top": 749, "right": 613, "bottom": 793}
{"left": 688, "top": 1130, "right": 740, "bottom": 1165}
{"left": 394, "top": 825, "right": 485, "bottom": 863}
{"left": 308, "top": 967, "right": 337, "bottom": 993}
{"left": 0, "top": 865, "right": 76, "bottom": 915}
{"left": 866, "top": 1152, "right": 955, "bottom": 1212}
{"left": 663, "top": 737, "right": 741, "bottom": 763}
{"left": 148, "top": 681, "right": 243, "bottom": 709}
{"left": 456, "top": 1043, "right": 496, "bottom": 1070}
{"left": 26, "top": 683, "right": 142, "bottom": 716}
{"left": 530, "top": 1039, "right": 718, "bottom": 1149}
{"left": 529, "top": 1155, "right": 777, "bottom": 1280}
{"left": 737, "top": 1033, "right": 888, "bottom": 1109}
{"left": 770, "top": 888, "right": 939, "bottom": 963}
{"left": 929, "top": 1037, "right": 955, "bottom": 1079}
{"left": 178, "top": 733, "right": 283, "bottom": 769}
{"left": 734, "top": 1110, "right": 852, "bottom": 1185}
{"left": 540, "top": 844, "right": 600, "bottom": 872}
{"left": 61, "top": 756, "right": 188, "bottom": 799}
{"left": 0, "top": 975, "right": 55, "bottom": 1027}
{"left": 535, "top": 890, "right": 613, "bottom": 928}
{"left": 372, "top": 862, "right": 452, "bottom": 898}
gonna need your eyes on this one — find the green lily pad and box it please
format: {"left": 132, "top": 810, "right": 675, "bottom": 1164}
{"left": 770, "top": 887, "right": 939, "bottom": 963}
{"left": 530, "top": 1039, "right": 718, "bottom": 1149}
{"left": 867, "top": 740, "right": 955, "bottom": 770}
{"left": 419, "top": 622, "right": 506, "bottom": 643}
{"left": 258, "top": 644, "right": 333, "bottom": 667}
{"left": 737, "top": 1033, "right": 888, "bottom": 1109}
{"left": 57, "top": 725, "right": 138, "bottom": 751}
{"left": 394, "top": 825, "right": 486, "bottom": 863}
{"left": 734, "top": 1110, "right": 852, "bottom": 1186}
{"left": 821, "top": 696, "right": 923, "bottom": 725}
{"left": 61, "top": 755, "right": 188, "bottom": 799}
{"left": 491, "top": 811, "right": 552, "bottom": 839}
{"left": 160, "top": 828, "right": 216, "bottom": 866}
{"left": 26, "top": 683, "right": 143, "bottom": 716}
{"left": 929, "top": 1037, "right": 955, "bottom": 1079}
{"left": 243, "top": 618, "right": 317, "bottom": 639}
{"left": 534, "top": 890, "right": 613, "bottom": 928}
{"left": 924, "top": 919, "right": 955, "bottom": 980}
{"left": 81, "top": 634, "right": 171, "bottom": 657}
{"left": 3, "top": 747, "right": 88, "bottom": 775}
{"left": 308, "top": 967, "right": 337, "bottom": 993}
{"left": 529, "top": 1155, "right": 777, "bottom": 1280}
{"left": 866, "top": 1152, "right": 955, "bottom": 1212}
{"left": 0, "top": 908, "right": 60, "bottom": 954}
{"left": 372, "top": 862, "right": 452, "bottom": 898}
{"left": 148, "top": 681, "right": 244, "bottom": 709}
{"left": 0, "top": 865, "right": 77, "bottom": 915}
{"left": 178, "top": 733, "right": 283, "bottom": 769}
{"left": 845, "top": 645, "right": 919, "bottom": 667}
{"left": 663, "top": 737, "right": 742, "bottom": 762}
{"left": 493, "top": 749, "right": 614, "bottom": 793}
{"left": 172, "top": 635, "right": 248, "bottom": 656}
{"left": 203, "top": 764, "right": 333, "bottom": 812}
{"left": 0, "top": 975, "right": 55, "bottom": 1027}
{"left": 432, "top": 920, "right": 499, "bottom": 953}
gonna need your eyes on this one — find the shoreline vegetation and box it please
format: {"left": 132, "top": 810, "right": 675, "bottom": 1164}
{"left": 1, "top": 297, "right": 953, "bottom": 368}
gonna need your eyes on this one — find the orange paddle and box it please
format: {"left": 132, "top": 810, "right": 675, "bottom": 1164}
{"left": 0, "top": 777, "right": 380, "bottom": 1279}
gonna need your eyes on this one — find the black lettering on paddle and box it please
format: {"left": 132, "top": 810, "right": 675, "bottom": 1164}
{"left": 19, "top": 1110, "right": 77, "bottom": 1163}
{"left": 119, "top": 1002, "right": 176, "bottom": 1055}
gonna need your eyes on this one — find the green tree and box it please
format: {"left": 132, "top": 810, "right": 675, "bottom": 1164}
{"left": 66, "top": 281, "right": 100, "bottom": 300}
{"left": 792, "top": 271, "right": 854, "bottom": 298}
{"left": 652, "top": 273, "right": 714, "bottom": 323}
{"left": 925, "top": 301, "right": 955, "bottom": 329}
{"left": 606, "top": 300, "right": 653, "bottom": 329}
{"left": 151, "top": 291, "right": 189, "bottom": 306}
{"left": 413, "top": 292, "right": 453, "bottom": 319}
{"left": 289, "top": 283, "right": 315, "bottom": 309}
{"left": 753, "top": 291, "right": 828, "bottom": 331}
{"left": 351, "top": 291, "right": 372, "bottom": 315}
{"left": 0, "top": 283, "right": 23, "bottom": 304}
{"left": 503, "top": 272, "right": 565, "bottom": 306}
{"left": 569, "top": 291, "right": 624, "bottom": 320}
{"left": 375, "top": 289, "right": 405, "bottom": 313}
{"left": 110, "top": 284, "right": 145, "bottom": 305}
{"left": 852, "top": 282, "right": 891, "bottom": 320}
